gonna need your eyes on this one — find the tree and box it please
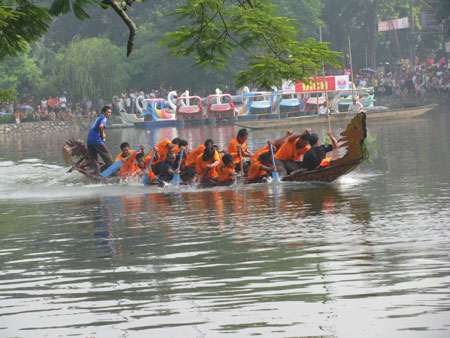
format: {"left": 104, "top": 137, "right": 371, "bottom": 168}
{"left": 159, "top": 0, "right": 341, "bottom": 89}
{"left": 0, "top": 0, "right": 51, "bottom": 58}
{"left": 127, "top": 21, "right": 245, "bottom": 92}
{"left": 2, "top": 0, "right": 341, "bottom": 93}
{"left": 274, "top": 0, "right": 325, "bottom": 39}
{"left": 54, "top": 37, "right": 130, "bottom": 101}
{"left": 0, "top": 0, "right": 51, "bottom": 100}
{"left": 49, "top": 0, "right": 139, "bottom": 56}
{"left": 0, "top": 49, "right": 42, "bottom": 99}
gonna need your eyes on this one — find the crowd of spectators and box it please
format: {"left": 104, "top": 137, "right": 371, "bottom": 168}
{"left": 349, "top": 58, "right": 450, "bottom": 100}
{"left": 0, "top": 85, "right": 220, "bottom": 124}
{"left": 0, "top": 93, "right": 102, "bottom": 124}
{"left": 0, "top": 88, "right": 173, "bottom": 124}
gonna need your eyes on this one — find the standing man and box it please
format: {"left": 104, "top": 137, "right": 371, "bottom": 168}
{"left": 318, "top": 102, "right": 329, "bottom": 115}
{"left": 60, "top": 94, "right": 67, "bottom": 112}
{"left": 347, "top": 97, "right": 362, "bottom": 114}
{"left": 87, "top": 106, "right": 114, "bottom": 176}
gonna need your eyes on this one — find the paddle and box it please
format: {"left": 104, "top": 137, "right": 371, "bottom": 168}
{"left": 102, "top": 146, "right": 141, "bottom": 178}
{"left": 172, "top": 149, "right": 184, "bottom": 186}
{"left": 142, "top": 147, "right": 157, "bottom": 186}
{"left": 269, "top": 144, "right": 280, "bottom": 183}
{"left": 238, "top": 145, "right": 244, "bottom": 176}
{"left": 201, "top": 167, "right": 211, "bottom": 184}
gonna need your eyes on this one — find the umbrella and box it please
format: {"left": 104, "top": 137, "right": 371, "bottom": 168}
{"left": 361, "top": 67, "right": 375, "bottom": 74}
{"left": 19, "top": 105, "right": 34, "bottom": 111}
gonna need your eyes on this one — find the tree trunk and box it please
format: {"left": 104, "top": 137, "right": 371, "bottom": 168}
{"left": 368, "top": 0, "right": 378, "bottom": 69}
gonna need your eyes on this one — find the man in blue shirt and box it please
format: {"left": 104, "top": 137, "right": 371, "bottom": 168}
{"left": 87, "top": 106, "right": 114, "bottom": 175}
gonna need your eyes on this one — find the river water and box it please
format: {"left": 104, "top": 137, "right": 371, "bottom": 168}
{"left": 1, "top": 109, "right": 450, "bottom": 337}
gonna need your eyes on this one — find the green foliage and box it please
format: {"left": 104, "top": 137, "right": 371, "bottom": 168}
{"left": 323, "top": 134, "right": 331, "bottom": 147}
{"left": 362, "top": 133, "right": 378, "bottom": 164}
{"left": 0, "top": 49, "right": 42, "bottom": 98}
{"left": 49, "top": 0, "right": 97, "bottom": 20}
{"left": 128, "top": 21, "right": 245, "bottom": 91}
{"left": 274, "top": 0, "right": 324, "bottom": 38}
{"left": 0, "top": 113, "right": 15, "bottom": 123}
{"left": 0, "top": 88, "right": 17, "bottom": 101}
{"left": 54, "top": 37, "right": 130, "bottom": 101}
{"left": 160, "top": 0, "right": 341, "bottom": 89}
{"left": 0, "top": 1, "right": 52, "bottom": 59}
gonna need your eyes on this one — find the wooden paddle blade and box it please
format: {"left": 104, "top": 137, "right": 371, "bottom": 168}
{"left": 101, "top": 160, "right": 122, "bottom": 178}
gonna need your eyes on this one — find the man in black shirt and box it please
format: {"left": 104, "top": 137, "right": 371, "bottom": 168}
{"left": 291, "top": 130, "right": 339, "bottom": 174}
{"left": 158, "top": 151, "right": 181, "bottom": 183}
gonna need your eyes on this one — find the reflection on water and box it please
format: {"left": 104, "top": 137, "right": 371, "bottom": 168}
{"left": 1, "top": 110, "right": 450, "bottom": 337}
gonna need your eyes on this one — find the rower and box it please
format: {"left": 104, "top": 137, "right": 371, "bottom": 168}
{"left": 274, "top": 129, "right": 311, "bottom": 177}
{"left": 158, "top": 150, "right": 180, "bottom": 183}
{"left": 182, "top": 139, "right": 214, "bottom": 183}
{"left": 228, "top": 128, "right": 253, "bottom": 173}
{"left": 114, "top": 142, "right": 144, "bottom": 179}
{"left": 135, "top": 152, "right": 157, "bottom": 183}
{"left": 251, "top": 129, "right": 293, "bottom": 163}
{"left": 195, "top": 146, "right": 221, "bottom": 184}
{"left": 152, "top": 138, "right": 182, "bottom": 175}
{"left": 247, "top": 152, "right": 277, "bottom": 183}
{"left": 216, "top": 153, "right": 238, "bottom": 184}
{"left": 290, "top": 130, "right": 339, "bottom": 175}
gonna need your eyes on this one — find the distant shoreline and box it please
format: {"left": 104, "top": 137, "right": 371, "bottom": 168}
{"left": 0, "top": 118, "right": 93, "bottom": 137}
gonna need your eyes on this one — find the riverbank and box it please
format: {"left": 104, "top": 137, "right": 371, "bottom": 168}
{"left": 375, "top": 92, "right": 450, "bottom": 109}
{"left": 0, "top": 118, "right": 93, "bottom": 136}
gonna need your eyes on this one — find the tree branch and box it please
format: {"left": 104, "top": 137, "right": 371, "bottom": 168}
{"left": 103, "top": 0, "right": 136, "bottom": 56}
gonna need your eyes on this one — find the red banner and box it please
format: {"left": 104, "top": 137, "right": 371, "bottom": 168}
{"left": 295, "top": 76, "right": 349, "bottom": 93}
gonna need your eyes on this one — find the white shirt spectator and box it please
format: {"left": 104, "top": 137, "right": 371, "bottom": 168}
{"left": 60, "top": 96, "right": 67, "bottom": 109}
{"left": 318, "top": 105, "right": 329, "bottom": 115}
{"left": 348, "top": 100, "right": 363, "bottom": 114}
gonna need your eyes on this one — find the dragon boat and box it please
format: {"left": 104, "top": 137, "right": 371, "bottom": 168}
{"left": 62, "top": 112, "right": 367, "bottom": 186}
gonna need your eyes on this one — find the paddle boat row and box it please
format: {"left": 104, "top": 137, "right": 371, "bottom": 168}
{"left": 114, "top": 86, "right": 380, "bottom": 129}
{"left": 62, "top": 112, "right": 368, "bottom": 186}
{"left": 227, "top": 103, "right": 437, "bottom": 130}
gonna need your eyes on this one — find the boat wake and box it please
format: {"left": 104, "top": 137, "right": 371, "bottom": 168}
{"left": 0, "top": 157, "right": 375, "bottom": 203}
{"left": 336, "top": 170, "right": 380, "bottom": 188}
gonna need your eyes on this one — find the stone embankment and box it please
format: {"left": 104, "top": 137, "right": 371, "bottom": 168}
{"left": 0, "top": 119, "right": 93, "bottom": 136}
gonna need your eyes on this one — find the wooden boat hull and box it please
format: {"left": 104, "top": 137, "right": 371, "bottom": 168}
{"left": 226, "top": 104, "right": 436, "bottom": 130}
{"left": 281, "top": 159, "right": 363, "bottom": 183}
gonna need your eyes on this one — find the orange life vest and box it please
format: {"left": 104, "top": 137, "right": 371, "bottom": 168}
{"left": 275, "top": 138, "right": 310, "bottom": 161}
{"left": 115, "top": 150, "right": 139, "bottom": 179}
{"left": 318, "top": 157, "right": 331, "bottom": 168}
{"left": 228, "top": 137, "right": 247, "bottom": 164}
{"left": 195, "top": 153, "right": 219, "bottom": 179}
{"left": 217, "top": 164, "right": 235, "bottom": 182}
{"left": 185, "top": 144, "right": 206, "bottom": 167}
{"left": 136, "top": 165, "right": 156, "bottom": 180}
{"left": 251, "top": 145, "right": 270, "bottom": 163}
{"left": 247, "top": 160, "right": 267, "bottom": 181}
